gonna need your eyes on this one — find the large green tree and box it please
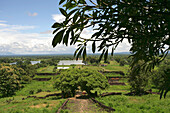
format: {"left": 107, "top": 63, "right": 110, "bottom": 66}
{"left": 54, "top": 69, "right": 109, "bottom": 97}
{"left": 52, "top": 0, "right": 169, "bottom": 97}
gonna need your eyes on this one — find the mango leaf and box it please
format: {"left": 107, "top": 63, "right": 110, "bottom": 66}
{"left": 104, "top": 49, "right": 108, "bottom": 62}
{"left": 83, "top": 47, "right": 86, "bottom": 60}
{"left": 92, "top": 41, "right": 96, "bottom": 53}
{"left": 111, "top": 47, "right": 114, "bottom": 56}
{"left": 76, "top": 47, "right": 84, "bottom": 60}
{"left": 67, "top": 9, "right": 78, "bottom": 19}
{"left": 74, "top": 46, "right": 81, "bottom": 57}
{"left": 52, "top": 29, "right": 66, "bottom": 47}
{"left": 78, "top": 0, "right": 86, "bottom": 4}
{"left": 63, "top": 29, "right": 70, "bottom": 46}
{"left": 99, "top": 49, "right": 105, "bottom": 62}
{"left": 73, "top": 11, "right": 79, "bottom": 23}
{"left": 59, "top": 0, "right": 65, "bottom": 5}
{"left": 53, "top": 28, "right": 60, "bottom": 34}
{"left": 52, "top": 22, "right": 61, "bottom": 28}
{"left": 59, "top": 8, "right": 67, "bottom": 16}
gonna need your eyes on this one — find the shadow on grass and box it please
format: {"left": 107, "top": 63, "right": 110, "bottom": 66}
{"left": 76, "top": 95, "right": 90, "bottom": 99}
{"left": 47, "top": 96, "right": 62, "bottom": 100}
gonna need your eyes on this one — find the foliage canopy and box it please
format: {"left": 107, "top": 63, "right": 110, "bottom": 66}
{"left": 54, "top": 69, "right": 109, "bottom": 97}
{"left": 52, "top": 0, "right": 169, "bottom": 66}
{"left": 52, "top": 0, "right": 169, "bottom": 97}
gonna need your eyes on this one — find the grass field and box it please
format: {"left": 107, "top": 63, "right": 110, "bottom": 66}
{"left": 0, "top": 96, "right": 66, "bottom": 113}
{"left": 1, "top": 60, "right": 169, "bottom": 113}
{"left": 15, "top": 80, "right": 57, "bottom": 96}
{"left": 36, "top": 66, "right": 55, "bottom": 73}
{"left": 0, "top": 79, "right": 64, "bottom": 113}
{"left": 95, "top": 94, "right": 170, "bottom": 113}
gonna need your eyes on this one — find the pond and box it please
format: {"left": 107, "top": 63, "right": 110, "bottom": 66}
{"left": 58, "top": 60, "right": 84, "bottom": 65}
{"left": 9, "top": 61, "right": 41, "bottom": 65}
{"left": 57, "top": 67, "right": 70, "bottom": 69}
{"left": 30, "top": 61, "right": 41, "bottom": 65}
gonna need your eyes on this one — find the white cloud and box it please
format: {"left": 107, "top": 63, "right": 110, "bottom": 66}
{"left": 0, "top": 16, "right": 131, "bottom": 55}
{"left": 40, "top": 30, "right": 52, "bottom": 34}
{"left": 0, "top": 22, "right": 35, "bottom": 32}
{"left": 28, "top": 12, "right": 38, "bottom": 16}
{"left": 52, "top": 14, "right": 65, "bottom": 22}
{"left": 0, "top": 21, "right": 78, "bottom": 54}
{"left": 0, "top": 20, "right": 6, "bottom": 23}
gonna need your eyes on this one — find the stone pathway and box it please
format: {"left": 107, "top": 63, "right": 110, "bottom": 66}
{"left": 63, "top": 95, "right": 106, "bottom": 113}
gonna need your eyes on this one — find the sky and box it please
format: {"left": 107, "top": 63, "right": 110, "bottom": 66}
{"left": 0, "top": 0, "right": 131, "bottom": 55}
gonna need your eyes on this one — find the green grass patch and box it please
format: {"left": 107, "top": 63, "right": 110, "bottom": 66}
{"left": 36, "top": 66, "right": 55, "bottom": 73}
{"left": 0, "top": 96, "right": 65, "bottom": 113}
{"left": 104, "top": 73, "right": 123, "bottom": 77}
{"left": 95, "top": 94, "right": 170, "bottom": 113}
{"left": 34, "top": 75, "right": 55, "bottom": 78}
{"left": 15, "top": 80, "right": 57, "bottom": 96}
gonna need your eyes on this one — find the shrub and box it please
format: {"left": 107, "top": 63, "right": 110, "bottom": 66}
{"left": 29, "top": 90, "right": 34, "bottom": 94}
{"left": 36, "top": 89, "right": 42, "bottom": 93}
{"left": 0, "top": 65, "right": 21, "bottom": 97}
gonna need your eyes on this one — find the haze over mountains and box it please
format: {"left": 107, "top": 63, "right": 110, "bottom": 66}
{"left": 0, "top": 52, "right": 130, "bottom": 56}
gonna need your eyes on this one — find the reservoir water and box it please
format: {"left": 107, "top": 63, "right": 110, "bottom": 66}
{"left": 58, "top": 60, "right": 84, "bottom": 65}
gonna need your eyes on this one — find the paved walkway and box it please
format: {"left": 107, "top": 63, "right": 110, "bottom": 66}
{"left": 63, "top": 94, "right": 106, "bottom": 113}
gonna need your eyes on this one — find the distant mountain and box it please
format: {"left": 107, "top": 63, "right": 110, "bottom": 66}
{"left": 0, "top": 52, "right": 15, "bottom": 55}
{"left": 114, "top": 52, "right": 131, "bottom": 54}
{"left": 0, "top": 51, "right": 131, "bottom": 56}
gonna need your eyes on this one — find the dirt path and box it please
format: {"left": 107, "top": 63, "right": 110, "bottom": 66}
{"left": 63, "top": 95, "right": 106, "bottom": 113}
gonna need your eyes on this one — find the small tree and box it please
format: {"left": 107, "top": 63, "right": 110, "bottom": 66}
{"left": 54, "top": 69, "right": 109, "bottom": 97}
{"left": 79, "top": 69, "right": 109, "bottom": 96}
{"left": 54, "top": 69, "right": 80, "bottom": 97}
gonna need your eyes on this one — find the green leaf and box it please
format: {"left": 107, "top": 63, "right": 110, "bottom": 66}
{"left": 76, "top": 47, "right": 84, "bottom": 60}
{"left": 52, "top": 22, "right": 61, "bottom": 28}
{"left": 53, "top": 28, "right": 60, "bottom": 34}
{"left": 59, "top": 0, "right": 65, "bottom": 5}
{"left": 74, "top": 46, "right": 81, "bottom": 57}
{"left": 92, "top": 41, "right": 96, "bottom": 53}
{"left": 73, "top": 11, "right": 79, "bottom": 23}
{"left": 83, "top": 47, "right": 86, "bottom": 60}
{"left": 73, "top": 33, "right": 80, "bottom": 44}
{"left": 79, "top": 0, "right": 86, "bottom": 4}
{"left": 63, "top": 29, "right": 70, "bottom": 46}
{"left": 59, "top": 8, "right": 67, "bottom": 16}
{"left": 67, "top": 9, "right": 78, "bottom": 19}
{"left": 104, "top": 49, "right": 108, "bottom": 62}
{"left": 99, "top": 49, "right": 105, "bottom": 62}
{"left": 97, "top": 0, "right": 101, "bottom": 6}
{"left": 52, "top": 29, "right": 65, "bottom": 47}
{"left": 111, "top": 47, "right": 114, "bottom": 56}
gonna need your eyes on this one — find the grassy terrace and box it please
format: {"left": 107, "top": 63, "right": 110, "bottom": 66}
{"left": 1, "top": 60, "right": 169, "bottom": 113}
{"left": 0, "top": 79, "right": 64, "bottom": 113}
{"left": 36, "top": 66, "right": 55, "bottom": 73}
{"left": 95, "top": 94, "right": 170, "bottom": 113}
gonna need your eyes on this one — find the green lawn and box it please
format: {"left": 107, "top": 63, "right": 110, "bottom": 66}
{"left": 0, "top": 96, "right": 65, "bottom": 113}
{"left": 0, "top": 79, "right": 65, "bottom": 113}
{"left": 95, "top": 94, "right": 170, "bottom": 113}
{"left": 1, "top": 61, "right": 169, "bottom": 113}
{"left": 36, "top": 66, "right": 55, "bottom": 73}
{"left": 15, "top": 80, "right": 57, "bottom": 96}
